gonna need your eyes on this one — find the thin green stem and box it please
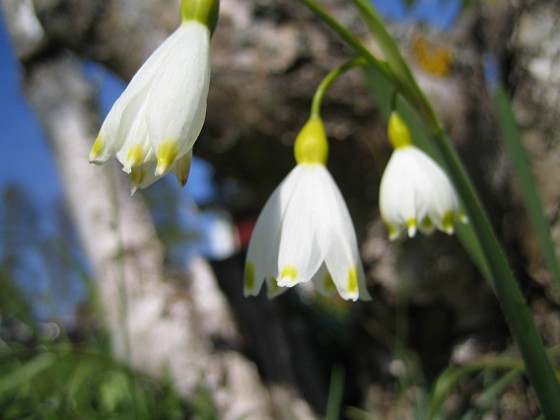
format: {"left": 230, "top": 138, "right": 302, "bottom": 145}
{"left": 310, "top": 57, "right": 368, "bottom": 118}
{"left": 297, "top": 0, "right": 398, "bottom": 87}
{"left": 348, "top": 0, "right": 441, "bottom": 136}
{"left": 325, "top": 365, "right": 345, "bottom": 420}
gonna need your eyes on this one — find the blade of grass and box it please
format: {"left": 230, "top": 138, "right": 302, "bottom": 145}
{"left": 493, "top": 86, "right": 560, "bottom": 290}
{"left": 0, "top": 352, "right": 57, "bottom": 394}
{"left": 325, "top": 365, "right": 345, "bottom": 420}
{"left": 475, "top": 369, "right": 520, "bottom": 412}
{"left": 427, "top": 357, "right": 523, "bottom": 418}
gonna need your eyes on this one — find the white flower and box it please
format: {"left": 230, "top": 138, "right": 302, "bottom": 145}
{"left": 89, "top": 20, "right": 211, "bottom": 192}
{"left": 244, "top": 164, "right": 371, "bottom": 301}
{"left": 379, "top": 113, "right": 465, "bottom": 240}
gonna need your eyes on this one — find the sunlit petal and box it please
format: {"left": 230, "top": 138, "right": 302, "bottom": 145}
{"left": 147, "top": 22, "right": 211, "bottom": 176}
{"left": 312, "top": 167, "right": 370, "bottom": 301}
{"left": 90, "top": 20, "right": 211, "bottom": 190}
{"left": 245, "top": 164, "right": 369, "bottom": 301}
{"left": 277, "top": 166, "right": 324, "bottom": 288}
{"left": 379, "top": 145, "right": 464, "bottom": 239}
{"left": 244, "top": 167, "right": 301, "bottom": 297}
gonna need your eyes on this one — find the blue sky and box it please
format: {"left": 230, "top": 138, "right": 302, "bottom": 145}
{"left": 0, "top": 16, "right": 61, "bottom": 205}
{"left": 372, "top": 0, "right": 461, "bottom": 32}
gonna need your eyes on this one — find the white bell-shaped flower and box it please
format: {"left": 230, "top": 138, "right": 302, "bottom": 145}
{"left": 244, "top": 119, "right": 370, "bottom": 301}
{"left": 379, "top": 112, "right": 466, "bottom": 240}
{"left": 89, "top": 17, "right": 211, "bottom": 191}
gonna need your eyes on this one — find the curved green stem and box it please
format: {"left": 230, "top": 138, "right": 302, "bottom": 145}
{"left": 297, "top": 0, "right": 398, "bottom": 88}
{"left": 348, "top": 0, "right": 441, "bottom": 136}
{"left": 310, "top": 57, "right": 368, "bottom": 118}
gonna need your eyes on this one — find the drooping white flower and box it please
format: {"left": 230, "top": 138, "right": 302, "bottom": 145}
{"left": 244, "top": 118, "right": 370, "bottom": 301}
{"left": 379, "top": 112, "right": 466, "bottom": 240}
{"left": 89, "top": 18, "right": 211, "bottom": 192}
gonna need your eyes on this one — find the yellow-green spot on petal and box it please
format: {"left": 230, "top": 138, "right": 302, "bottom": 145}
{"left": 442, "top": 210, "right": 455, "bottom": 234}
{"left": 244, "top": 263, "right": 255, "bottom": 291}
{"left": 347, "top": 266, "right": 358, "bottom": 294}
{"left": 156, "top": 140, "right": 180, "bottom": 176}
{"left": 421, "top": 215, "right": 434, "bottom": 229}
{"left": 130, "top": 167, "right": 146, "bottom": 187}
{"left": 89, "top": 135, "right": 104, "bottom": 160}
{"left": 281, "top": 265, "right": 298, "bottom": 283}
{"left": 406, "top": 217, "right": 418, "bottom": 237}
{"left": 126, "top": 145, "right": 145, "bottom": 168}
{"left": 387, "top": 223, "right": 398, "bottom": 240}
{"left": 174, "top": 153, "right": 193, "bottom": 187}
{"left": 323, "top": 273, "right": 336, "bottom": 292}
{"left": 269, "top": 277, "right": 282, "bottom": 293}
{"left": 294, "top": 118, "right": 328, "bottom": 165}
{"left": 388, "top": 112, "right": 413, "bottom": 150}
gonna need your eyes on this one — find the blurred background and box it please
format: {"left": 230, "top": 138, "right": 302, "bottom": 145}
{"left": 1, "top": 0, "right": 559, "bottom": 418}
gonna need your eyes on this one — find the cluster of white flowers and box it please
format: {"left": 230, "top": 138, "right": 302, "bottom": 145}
{"left": 91, "top": 0, "right": 465, "bottom": 301}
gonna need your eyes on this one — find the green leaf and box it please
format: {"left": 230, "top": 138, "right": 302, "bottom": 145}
{"left": 0, "top": 352, "right": 57, "bottom": 394}
{"left": 325, "top": 365, "right": 345, "bottom": 420}
{"left": 493, "top": 86, "right": 560, "bottom": 291}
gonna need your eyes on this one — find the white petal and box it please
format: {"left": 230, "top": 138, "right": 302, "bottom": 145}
{"left": 92, "top": 27, "right": 186, "bottom": 163}
{"left": 310, "top": 263, "right": 337, "bottom": 297}
{"left": 147, "top": 22, "right": 211, "bottom": 167}
{"left": 244, "top": 167, "right": 300, "bottom": 296}
{"left": 380, "top": 149, "right": 422, "bottom": 238}
{"left": 276, "top": 166, "right": 324, "bottom": 288}
{"left": 408, "top": 147, "right": 459, "bottom": 233}
{"left": 171, "top": 149, "right": 193, "bottom": 187}
{"left": 244, "top": 191, "right": 282, "bottom": 297}
{"left": 115, "top": 103, "right": 152, "bottom": 172}
{"left": 312, "top": 167, "right": 370, "bottom": 301}
{"left": 128, "top": 161, "right": 162, "bottom": 194}
{"left": 265, "top": 277, "right": 289, "bottom": 299}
